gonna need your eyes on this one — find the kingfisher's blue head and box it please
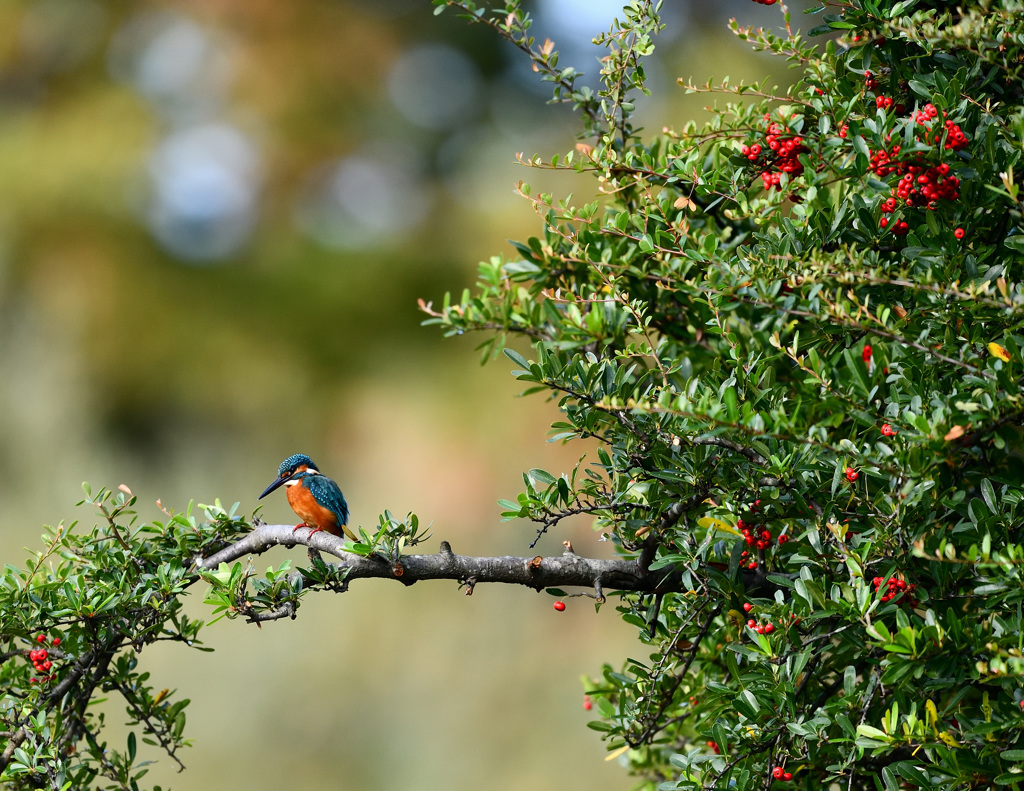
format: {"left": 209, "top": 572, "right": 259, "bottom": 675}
{"left": 278, "top": 453, "right": 318, "bottom": 477}
{"left": 259, "top": 453, "right": 320, "bottom": 500}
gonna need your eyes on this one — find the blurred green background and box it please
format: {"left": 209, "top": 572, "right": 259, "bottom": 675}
{"left": 0, "top": 1, "right": 794, "bottom": 787}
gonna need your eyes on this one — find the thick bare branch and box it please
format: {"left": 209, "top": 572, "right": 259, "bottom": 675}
{"left": 196, "top": 524, "right": 780, "bottom": 597}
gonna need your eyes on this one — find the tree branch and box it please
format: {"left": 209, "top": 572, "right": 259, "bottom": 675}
{"left": 196, "top": 525, "right": 781, "bottom": 598}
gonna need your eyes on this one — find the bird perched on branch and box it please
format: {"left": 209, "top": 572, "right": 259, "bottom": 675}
{"left": 259, "top": 453, "right": 355, "bottom": 541}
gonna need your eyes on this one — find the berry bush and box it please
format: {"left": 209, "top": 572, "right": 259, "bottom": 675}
{"left": 428, "top": 0, "right": 1024, "bottom": 787}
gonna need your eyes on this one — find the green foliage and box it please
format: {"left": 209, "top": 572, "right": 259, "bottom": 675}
{"left": 0, "top": 488, "right": 248, "bottom": 789}
{"left": 427, "top": 0, "right": 1024, "bottom": 787}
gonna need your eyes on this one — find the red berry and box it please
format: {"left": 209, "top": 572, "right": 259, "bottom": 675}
{"left": 773, "top": 766, "right": 784, "bottom": 779}
{"left": 51, "top": 638, "right": 60, "bottom": 647}
{"left": 583, "top": 695, "right": 592, "bottom": 711}
{"left": 36, "top": 635, "right": 46, "bottom": 644}
{"left": 748, "top": 561, "right": 757, "bottom": 569}
{"left": 954, "top": 228, "right": 965, "bottom": 239}
{"left": 743, "top": 602, "right": 753, "bottom": 612}
{"left": 747, "top": 619, "right": 757, "bottom": 628}
{"left": 778, "top": 534, "right": 789, "bottom": 545}
{"left": 846, "top": 467, "right": 859, "bottom": 482}
{"left": 862, "top": 344, "right": 872, "bottom": 362}
{"left": 42, "top": 661, "right": 51, "bottom": 671}
{"left": 755, "top": 625, "right": 765, "bottom": 634}
{"left": 553, "top": 601, "right": 566, "bottom": 612}
{"left": 784, "top": 772, "right": 793, "bottom": 781}
{"left": 881, "top": 423, "right": 893, "bottom": 436}
{"left": 765, "top": 623, "right": 775, "bottom": 634}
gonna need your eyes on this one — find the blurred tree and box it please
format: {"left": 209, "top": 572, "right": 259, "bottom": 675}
{"left": 4, "top": 1, "right": 1024, "bottom": 790}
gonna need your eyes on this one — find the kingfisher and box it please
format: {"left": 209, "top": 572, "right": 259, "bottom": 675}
{"left": 259, "top": 453, "right": 355, "bottom": 541}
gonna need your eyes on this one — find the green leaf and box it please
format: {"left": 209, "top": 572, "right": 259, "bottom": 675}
{"left": 529, "top": 468, "right": 558, "bottom": 485}
{"left": 980, "top": 478, "right": 998, "bottom": 514}
{"left": 503, "top": 348, "right": 530, "bottom": 369}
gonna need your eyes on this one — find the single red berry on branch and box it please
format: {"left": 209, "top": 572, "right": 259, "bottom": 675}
{"left": 954, "top": 228, "right": 965, "bottom": 239}
{"left": 36, "top": 635, "right": 46, "bottom": 644}
{"left": 583, "top": 695, "right": 592, "bottom": 711}
{"left": 784, "top": 772, "right": 793, "bottom": 781}
{"left": 862, "top": 344, "right": 872, "bottom": 363}
{"left": 773, "top": 766, "right": 784, "bottom": 779}
{"left": 743, "top": 602, "right": 753, "bottom": 612}
{"left": 553, "top": 601, "right": 566, "bottom": 611}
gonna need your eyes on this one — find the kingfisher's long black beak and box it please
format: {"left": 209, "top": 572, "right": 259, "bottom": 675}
{"left": 259, "top": 475, "right": 289, "bottom": 500}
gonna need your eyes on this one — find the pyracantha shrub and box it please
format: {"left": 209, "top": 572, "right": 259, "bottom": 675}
{"left": 428, "top": 0, "right": 1024, "bottom": 788}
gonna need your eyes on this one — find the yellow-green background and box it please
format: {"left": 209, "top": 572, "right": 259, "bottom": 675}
{"left": 0, "top": 1, "right": 794, "bottom": 787}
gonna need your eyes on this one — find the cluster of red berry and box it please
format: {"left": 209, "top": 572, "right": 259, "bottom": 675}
{"left": 874, "top": 95, "right": 906, "bottom": 114}
{"left": 877, "top": 161, "right": 962, "bottom": 234}
{"left": 736, "top": 499, "right": 791, "bottom": 570}
{"left": 916, "top": 105, "right": 970, "bottom": 151}
{"left": 739, "top": 523, "right": 788, "bottom": 550}
{"left": 28, "top": 634, "right": 60, "bottom": 684}
{"left": 880, "top": 423, "right": 898, "bottom": 437}
{"left": 744, "top": 603, "right": 797, "bottom": 636}
{"left": 872, "top": 575, "right": 918, "bottom": 607}
{"left": 857, "top": 100, "right": 970, "bottom": 237}
{"left": 742, "top": 115, "right": 807, "bottom": 190}
{"left": 862, "top": 344, "right": 872, "bottom": 363}
{"left": 772, "top": 766, "right": 794, "bottom": 781}
{"left": 746, "top": 617, "right": 776, "bottom": 635}
{"left": 845, "top": 467, "right": 859, "bottom": 482}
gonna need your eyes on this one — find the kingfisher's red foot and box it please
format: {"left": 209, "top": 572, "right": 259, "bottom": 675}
{"left": 294, "top": 523, "right": 325, "bottom": 538}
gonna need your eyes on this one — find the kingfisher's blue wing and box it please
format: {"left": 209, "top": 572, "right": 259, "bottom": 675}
{"left": 306, "top": 474, "right": 350, "bottom": 526}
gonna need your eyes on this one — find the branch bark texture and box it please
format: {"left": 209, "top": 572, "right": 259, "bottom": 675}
{"left": 196, "top": 524, "right": 774, "bottom": 596}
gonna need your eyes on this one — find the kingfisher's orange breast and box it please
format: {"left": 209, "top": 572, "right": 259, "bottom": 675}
{"left": 286, "top": 484, "right": 342, "bottom": 536}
